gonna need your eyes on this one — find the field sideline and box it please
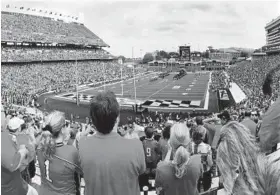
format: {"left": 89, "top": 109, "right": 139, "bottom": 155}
{"left": 54, "top": 72, "right": 211, "bottom": 109}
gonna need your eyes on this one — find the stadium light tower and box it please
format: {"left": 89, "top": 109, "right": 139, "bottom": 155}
{"left": 75, "top": 58, "right": 79, "bottom": 106}
{"left": 120, "top": 58, "right": 124, "bottom": 96}
{"left": 127, "top": 64, "right": 137, "bottom": 105}
{"left": 103, "top": 62, "right": 106, "bottom": 91}
{"left": 140, "top": 49, "right": 143, "bottom": 59}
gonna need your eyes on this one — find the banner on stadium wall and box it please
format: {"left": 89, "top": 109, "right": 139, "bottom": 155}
{"left": 116, "top": 98, "right": 142, "bottom": 105}
{"left": 218, "top": 89, "right": 229, "bottom": 101}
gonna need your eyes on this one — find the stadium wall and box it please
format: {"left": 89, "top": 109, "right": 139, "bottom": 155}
{"left": 217, "top": 88, "right": 236, "bottom": 111}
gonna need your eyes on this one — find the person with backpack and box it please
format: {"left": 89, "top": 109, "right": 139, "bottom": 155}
{"left": 188, "top": 126, "right": 213, "bottom": 192}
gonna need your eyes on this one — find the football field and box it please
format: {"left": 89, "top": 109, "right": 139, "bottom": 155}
{"left": 54, "top": 72, "right": 211, "bottom": 109}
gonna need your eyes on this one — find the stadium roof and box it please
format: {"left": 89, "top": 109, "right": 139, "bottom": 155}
{"left": 1, "top": 11, "right": 109, "bottom": 47}
{"left": 265, "top": 15, "right": 280, "bottom": 30}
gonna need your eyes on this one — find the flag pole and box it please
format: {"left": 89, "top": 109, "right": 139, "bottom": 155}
{"left": 121, "top": 61, "right": 124, "bottom": 96}
{"left": 132, "top": 47, "right": 137, "bottom": 105}
{"left": 103, "top": 62, "right": 105, "bottom": 91}
{"left": 133, "top": 64, "right": 137, "bottom": 105}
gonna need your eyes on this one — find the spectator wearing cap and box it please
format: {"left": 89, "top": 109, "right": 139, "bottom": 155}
{"left": 7, "top": 117, "right": 36, "bottom": 170}
{"left": 1, "top": 106, "right": 38, "bottom": 195}
{"left": 7, "top": 116, "right": 25, "bottom": 134}
{"left": 240, "top": 111, "right": 257, "bottom": 137}
{"left": 155, "top": 123, "right": 202, "bottom": 195}
{"left": 78, "top": 91, "right": 146, "bottom": 195}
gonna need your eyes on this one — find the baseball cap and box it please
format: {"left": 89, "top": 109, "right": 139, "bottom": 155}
{"left": 8, "top": 117, "right": 25, "bottom": 131}
{"left": 218, "top": 110, "right": 231, "bottom": 121}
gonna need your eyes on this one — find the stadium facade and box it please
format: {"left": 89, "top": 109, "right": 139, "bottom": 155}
{"left": 1, "top": 7, "right": 115, "bottom": 64}
{"left": 265, "top": 15, "right": 280, "bottom": 54}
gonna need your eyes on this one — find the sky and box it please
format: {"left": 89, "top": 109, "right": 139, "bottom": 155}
{"left": 2, "top": 0, "right": 280, "bottom": 57}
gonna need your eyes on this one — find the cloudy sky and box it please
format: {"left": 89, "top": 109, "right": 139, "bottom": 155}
{"left": 2, "top": 0, "right": 280, "bottom": 57}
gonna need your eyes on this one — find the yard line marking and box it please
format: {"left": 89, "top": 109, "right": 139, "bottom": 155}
{"left": 146, "top": 81, "right": 175, "bottom": 100}
{"left": 159, "top": 79, "right": 167, "bottom": 84}
{"left": 122, "top": 80, "right": 153, "bottom": 94}
{"left": 172, "top": 86, "right": 181, "bottom": 89}
{"left": 78, "top": 72, "right": 154, "bottom": 93}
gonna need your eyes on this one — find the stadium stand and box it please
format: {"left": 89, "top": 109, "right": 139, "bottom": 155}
{"left": 1, "top": 47, "right": 113, "bottom": 62}
{"left": 1, "top": 7, "right": 280, "bottom": 195}
{"left": 1, "top": 11, "right": 108, "bottom": 46}
{"left": 1, "top": 10, "right": 147, "bottom": 107}
{"left": 228, "top": 55, "right": 280, "bottom": 111}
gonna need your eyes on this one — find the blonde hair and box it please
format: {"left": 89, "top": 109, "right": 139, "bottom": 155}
{"left": 170, "top": 123, "right": 191, "bottom": 178}
{"left": 217, "top": 121, "right": 265, "bottom": 194}
{"left": 39, "top": 111, "right": 65, "bottom": 160}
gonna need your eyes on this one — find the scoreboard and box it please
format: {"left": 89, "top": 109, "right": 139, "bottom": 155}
{"left": 179, "top": 46, "right": 191, "bottom": 61}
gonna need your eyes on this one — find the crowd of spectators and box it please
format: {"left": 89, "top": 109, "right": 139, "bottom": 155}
{"left": 1, "top": 47, "right": 113, "bottom": 62}
{"left": 1, "top": 61, "right": 146, "bottom": 106}
{"left": 2, "top": 90, "right": 279, "bottom": 195}
{"left": 1, "top": 11, "right": 107, "bottom": 46}
{"left": 209, "top": 71, "right": 230, "bottom": 92}
{"left": 227, "top": 55, "right": 280, "bottom": 112}
{"left": 2, "top": 7, "right": 280, "bottom": 195}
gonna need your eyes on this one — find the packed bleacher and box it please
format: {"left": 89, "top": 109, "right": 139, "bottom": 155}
{"left": 2, "top": 86, "right": 280, "bottom": 195}
{"left": 209, "top": 71, "right": 230, "bottom": 92}
{"left": 1, "top": 11, "right": 108, "bottom": 46}
{"left": 2, "top": 56, "right": 280, "bottom": 195}
{"left": 1, "top": 47, "right": 113, "bottom": 62}
{"left": 228, "top": 55, "right": 280, "bottom": 111}
{"left": 2, "top": 7, "right": 280, "bottom": 195}
{"left": 1, "top": 61, "right": 145, "bottom": 106}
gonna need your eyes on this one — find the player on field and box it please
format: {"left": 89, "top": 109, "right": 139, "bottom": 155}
{"left": 37, "top": 111, "right": 82, "bottom": 195}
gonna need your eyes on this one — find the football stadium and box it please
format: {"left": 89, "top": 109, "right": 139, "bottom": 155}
{"left": 1, "top": 3, "right": 280, "bottom": 195}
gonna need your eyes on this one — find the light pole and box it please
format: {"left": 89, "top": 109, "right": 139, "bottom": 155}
{"left": 133, "top": 64, "right": 136, "bottom": 105}
{"left": 75, "top": 58, "right": 79, "bottom": 106}
{"left": 127, "top": 64, "right": 137, "bottom": 105}
{"left": 131, "top": 47, "right": 137, "bottom": 105}
{"left": 120, "top": 60, "right": 124, "bottom": 96}
{"left": 103, "top": 62, "right": 105, "bottom": 91}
